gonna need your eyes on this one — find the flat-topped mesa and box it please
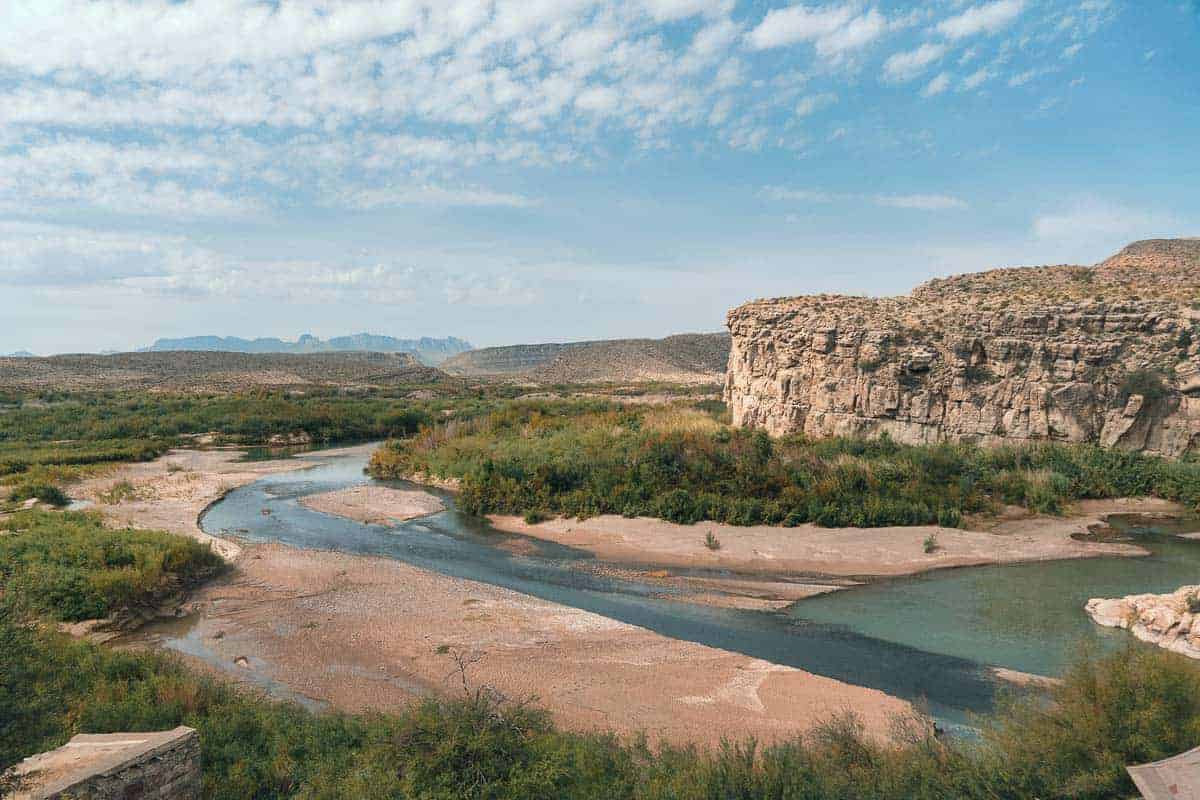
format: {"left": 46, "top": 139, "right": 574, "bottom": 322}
{"left": 725, "top": 239, "right": 1200, "bottom": 457}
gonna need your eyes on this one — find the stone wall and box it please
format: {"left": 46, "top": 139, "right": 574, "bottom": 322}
{"left": 725, "top": 240, "right": 1200, "bottom": 457}
{"left": 10, "top": 727, "right": 201, "bottom": 800}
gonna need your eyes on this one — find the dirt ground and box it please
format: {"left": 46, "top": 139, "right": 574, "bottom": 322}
{"left": 487, "top": 499, "right": 1178, "bottom": 580}
{"left": 299, "top": 485, "right": 444, "bottom": 526}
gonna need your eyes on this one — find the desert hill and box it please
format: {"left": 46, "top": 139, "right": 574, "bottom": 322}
{"left": 0, "top": 351, "right": 445, "bottom": 393}
{"left": 441, "top": 333, "right": 730, "bottom": 384}
{"left": 726, "top": 239, "right": 1200, "bottom": 458}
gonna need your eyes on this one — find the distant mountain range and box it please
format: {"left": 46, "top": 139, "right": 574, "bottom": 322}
{"left": 140, "top": 333, "right": 473, "bottom": 365}
{"left": 3, "top": 351, "right": 35, "bottom": 358}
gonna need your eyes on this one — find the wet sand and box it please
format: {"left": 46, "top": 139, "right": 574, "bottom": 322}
{"left": 487, "top": 500, "right": 1173, "bottom": 580}
{"left": 299, "top": 485, "right": 444, "bottom": 526}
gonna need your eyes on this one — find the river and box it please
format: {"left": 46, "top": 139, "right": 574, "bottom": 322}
{"left": 197, "top": 445, "right": 1200, "bottom": 730}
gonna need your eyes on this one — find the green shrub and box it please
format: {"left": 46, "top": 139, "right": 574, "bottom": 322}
{"left": 8, "top": 483, "right": 69, "bottom": 507}
{"left": 704, "top": 531, "right": 721, "bottom": 551}
{"left": 1120, "top": 368, "right": 1170, "bottom": 404}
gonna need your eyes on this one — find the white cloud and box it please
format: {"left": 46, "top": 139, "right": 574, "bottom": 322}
{"left": 760, "top": 186, "right": 837, "bottom": 202}
{"left": 921, "top": 72, "right": 952, "bottom": 97}
{"left": 1061, "top": 42, "right": 1083, "bottom": 59}
{"left": 746, "top": 4, "right": 856, "bottom": 49}
{"left": 330, "top": 185, "right": 539, "bottom": 210}
{"left": 873, "top": 193, "right": 967, "bottom": 210}
{"left": 882, "top": 43, "right": 947, "bottom": 83}
{"left": 961, "top": 67, "right": 995, "bottom": 90}
{"left": 1033, "top": 199, "right": 1182, "bottom": 246}
{"left": 936, "top": 0, "right": 1025, "bottom": 40}
{"left": 762, "top": 186, "right": 967, "bottom": 211}
{"left": 795, "top": 92, "right": 838, "bottom": 117}
{"left": 746, "top": 3, "right": 887, "bottom": 57}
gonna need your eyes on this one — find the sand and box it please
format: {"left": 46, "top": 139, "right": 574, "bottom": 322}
{"left": 299, "top": 485, "right": 444, "bottom": 525}
{"left": 486, "top": 500, "right": 1176, "bottom": 580}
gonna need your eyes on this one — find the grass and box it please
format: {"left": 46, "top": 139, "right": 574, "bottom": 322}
{"left": 369, "top": 399, "right": 1200, "bottom": 529}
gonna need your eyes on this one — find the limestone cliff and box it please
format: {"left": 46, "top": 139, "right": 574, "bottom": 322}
{"left": 725, "top": 239, "right": 1200, "bottom": 458}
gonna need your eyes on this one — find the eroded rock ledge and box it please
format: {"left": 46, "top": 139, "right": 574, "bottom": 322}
{"left": 725, "top": 239, "right": 1200, "bottom": 458}
{"left": 1086, "top": 585, "right": 1200, "bottom": 659}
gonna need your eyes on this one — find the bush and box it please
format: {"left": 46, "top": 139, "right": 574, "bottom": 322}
{"left": 923, "top": 533, "right": 938, "bottom": 553}
{"left": 8, "top": 483, "right": 69, "bottom": 507}
{"left": 704, "top": 531, "right": 721, "bottom": 551}
{"left": 1120, "top": 368, "right": 1170, "bottom": 404}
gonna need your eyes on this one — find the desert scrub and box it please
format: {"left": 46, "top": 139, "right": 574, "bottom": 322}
{"left": 370, "top": 400, "right": 1200, "bottom": 529}
{"left": 704, "top": 531, "right": 721, "bottom": 550}
{"left": 0, "top": 510, "right": 223, "bottom": 622}
{"left": 97, "top": 479, "right": 153, "bottom": 505}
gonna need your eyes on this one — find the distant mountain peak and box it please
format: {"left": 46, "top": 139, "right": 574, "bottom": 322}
{"left": 141, "top": 333, "right": 473, "bottom": 365}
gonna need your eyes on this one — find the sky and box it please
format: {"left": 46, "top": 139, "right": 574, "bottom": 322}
{"left": 1, "top": 0, "right": 1197, "bottom": 354}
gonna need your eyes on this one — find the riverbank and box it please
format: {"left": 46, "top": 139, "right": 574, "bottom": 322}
{"left": 144, "top": 541, "right": 914, "bottom": 747}
{"left": 82, "top": 448, "right": 917, "bottom": 747}
{"left": 486, "top": 498, "right": 1174, "bottom": 581}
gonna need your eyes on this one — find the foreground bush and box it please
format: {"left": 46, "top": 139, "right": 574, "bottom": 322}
{"left": 3, "top": 607, "right": 1199, "bottom": 800}
{"left": 370, "top": 400, "right": 1200, "bottom": 528}
{"left": 0, "top": 510, "right": 223, "bottom": 621}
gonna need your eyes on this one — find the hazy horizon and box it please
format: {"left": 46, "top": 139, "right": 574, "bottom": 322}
{"left": 2, "top": 0, "right": 1197, "bottom": 355}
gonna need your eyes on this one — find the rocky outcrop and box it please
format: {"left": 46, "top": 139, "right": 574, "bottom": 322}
{"left": 725, "top": 240, "right": 1200, "bottom": 458}
{"left": 1086, "top": 586, "right": 1200, "bottom": 659}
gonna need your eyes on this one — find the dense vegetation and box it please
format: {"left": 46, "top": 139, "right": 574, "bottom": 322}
{"left": 0, "top": 510, "right": 223, "bottom": 622}
{"left": 371, "top": 400, "right": 1200, "bottom": 527}
{"left": 0, "top": 392, "right": 448, "bottom": 446}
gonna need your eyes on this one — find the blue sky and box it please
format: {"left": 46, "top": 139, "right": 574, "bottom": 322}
{"left": 1, "top": 0, "right": 1196, "bottom": 354}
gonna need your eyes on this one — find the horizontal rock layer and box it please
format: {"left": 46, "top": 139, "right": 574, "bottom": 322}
{"left": 725, "top": 240, "right": 1200, "bottom": 458}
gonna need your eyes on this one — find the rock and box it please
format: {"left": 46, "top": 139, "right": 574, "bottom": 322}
{"left": 725, "top": 239, "right": 1200, "bottom": 458}
{"left": 1085, "top": 585, "right": 1200, "bottom": 659}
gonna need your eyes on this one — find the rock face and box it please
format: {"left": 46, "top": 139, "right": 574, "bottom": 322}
{"left": 725, "top": 239, "right": 1200, "bottom": 458}
{"left": 1086, "top": 586, "right": 1200, "bottom": 660}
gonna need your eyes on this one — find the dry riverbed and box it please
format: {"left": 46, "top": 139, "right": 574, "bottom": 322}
{"left": 81, "top": 449, "right": 914, "bottom": 746}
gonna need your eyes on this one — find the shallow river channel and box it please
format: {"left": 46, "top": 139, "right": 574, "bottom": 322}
{"left": 197, "top": 446, "right": 1200, "bottom": 730}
